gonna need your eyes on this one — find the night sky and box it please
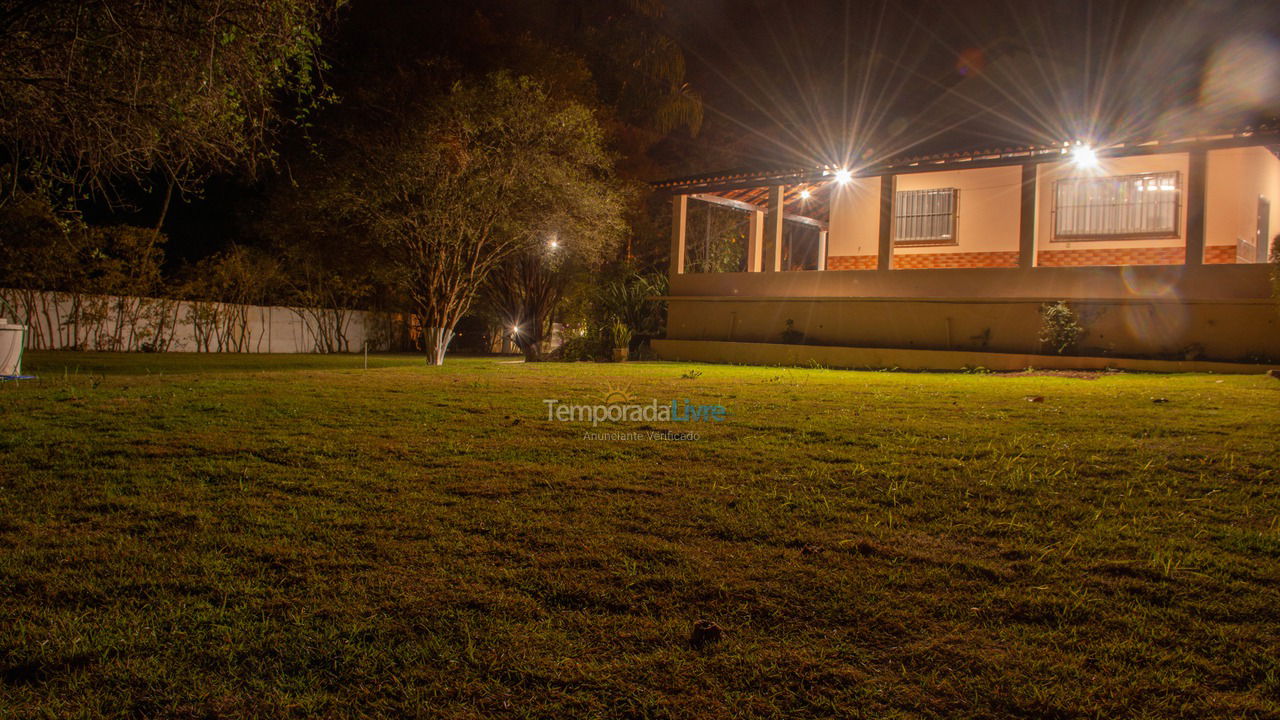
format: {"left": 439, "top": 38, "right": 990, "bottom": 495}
{"left": 154, "top": 0, "right": 1280, "bottom": 260}
{"left": 667, "top": 0, "right": 1279, "bottom": 168}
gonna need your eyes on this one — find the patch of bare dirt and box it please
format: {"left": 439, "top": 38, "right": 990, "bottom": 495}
{"left": 995, "top": 370, "right": 1112, "bottom": 380}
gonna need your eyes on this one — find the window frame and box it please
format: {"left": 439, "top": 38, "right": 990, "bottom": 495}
{"left": 893, "top": 187, "right": 960, "bottom": 247}
{"left": 1051, "top": 171, "right": 1182, "bottom": 242}
{"left": 781, "top": 218, "right": 823, "bottom": 271}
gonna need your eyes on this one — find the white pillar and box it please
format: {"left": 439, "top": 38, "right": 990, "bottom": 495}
{"left": 817, "top": 230, "right": 828, "bottom": 271}
{"left": 747, "top": 209, "right": 764, "bottom": 272}
{"left": 764, "top": 185, "right": 785, "bottom": 272}
{"left": 670, "top": 194, "right": 687, "bottom": 276}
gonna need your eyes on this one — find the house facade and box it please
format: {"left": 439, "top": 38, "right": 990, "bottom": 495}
{"left": 653, "top": 126, "right": 1280, "bottom": 369}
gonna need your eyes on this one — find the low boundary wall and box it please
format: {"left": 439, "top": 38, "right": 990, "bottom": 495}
{"left": 652, "top": 339, "right": 1280, "bottom": 374}
{"left": 0, "top": 288, "right": 410, "bottom": 353}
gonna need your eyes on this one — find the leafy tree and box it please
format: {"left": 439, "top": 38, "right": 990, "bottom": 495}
{"left": 482, "top": 250, "right": 567, "bottom": 362}
{"left": 252, "top": 178, "right": 396, "bottom": 351}
{"left": 180, "top": 245, "right": 284, "bottom": 309}
{"left": 337, "top": 73, "right": 624, "bottom": 365}
{"left": 176, "top": 245, "right": 285, "bottom": 352}
{"left": 322, "top": 0, "right": 702, "bottom": 272}
{"left": 0, "top": 0, "right": 337, "bottom": 210}
{"left": 0, "top": 189, "right": 82, "bottom": 292}
{"left": 684, "top": 200, "right": 748, "bottom": 274}
{"left": 0, "top": 189, "right": 169, "bottom": 348}
{"left": 482, "top": 230, "right": 629, "bottom": 363}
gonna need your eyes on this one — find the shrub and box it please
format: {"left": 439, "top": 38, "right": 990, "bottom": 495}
{"left": 555, "top": 324, "right": 612, "bottom": 362}
{"left": 596, "top": 271, "right": 667, "bottom": 341}
{"left": 1270, "top": 235, "right": 1280, "bottom": 314}
{"left": 556, "top": 333, "right": 595, "bottom": 362}
{"left": 780, "top": 319, "right": 804, "bottom": 344}
{"left": 1039, "top": 301, "right": 1083, "bottom": 355}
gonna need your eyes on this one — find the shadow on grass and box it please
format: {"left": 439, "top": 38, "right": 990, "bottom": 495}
{"left": 1, "top": 653, "right": 95, "bottom": 687}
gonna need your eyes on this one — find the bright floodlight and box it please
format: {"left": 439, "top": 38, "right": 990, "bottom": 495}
{"left": 799, "top": 189, "right": 812, "bottom": 200}
{"left": 511, "top": 325, "right": 520, "bottom": 334}
{"left": 548, "top": 239, "right": 559, "bottom": 249}
{"left": 1071, "top": 145, "right": 1098, "bottom": 169}
{"left": 834, "top": 169, "right": 852, "bottom": 184}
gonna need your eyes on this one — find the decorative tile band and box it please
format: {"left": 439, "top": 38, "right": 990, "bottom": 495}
{"left": 826, "top": 245, "right": 1238, "bottom": 270}
{"left": 1037, "top": 246, "right": 1184, "bottom": 266}
{"left": 892, "top": 251, "right": 1020, "bottom": 269}
{"left": 825, "top": 254, "right": 878, "bottom": 270}
{"left": 1204, "top": 245, "right": 1239, "bottom": 264}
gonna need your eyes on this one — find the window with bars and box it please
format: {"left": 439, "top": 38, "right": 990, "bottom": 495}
{"left": 894, "top": 188, "right": 957, "bottom": 244}
{"left": 1053, "top": 171, "right": 1180, "bottom": 239}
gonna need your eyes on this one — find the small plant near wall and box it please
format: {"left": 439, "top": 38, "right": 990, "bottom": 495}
{"left": 1270, "top": 235, "right": 1280, "bottom": 315}
{"left": 781, "top": 319, "right": 805, "bottom": 344}
{"left": 1039, "top": 301, "right": 1083, "bottom": 355}
{"left": 609, "top": 321, "right": 632, "bottom": 362}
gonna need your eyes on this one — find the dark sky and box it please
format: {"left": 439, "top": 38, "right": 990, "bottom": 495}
{"left": 152, "top": 0, "right": 1280, "bottom": 258}
{"left": 662, "top": 0, "right": 1280, "bottom": 169}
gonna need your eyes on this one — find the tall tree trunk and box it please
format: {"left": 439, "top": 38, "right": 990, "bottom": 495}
{"left": 424, "top": 326, "right": 454, "bottom": 366}
{"left": 519, "top": 337, "right": 541, "bottom": 362}
{"left": 154, "top": 176, "right": 174, "bottom": 237}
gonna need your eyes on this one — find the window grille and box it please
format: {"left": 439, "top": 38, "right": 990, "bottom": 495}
{"left": 895, "top": 188, "right": 957, "bottom": 244}
{"left": 1054, "top": 172, "right": 1179, "bottom": 238}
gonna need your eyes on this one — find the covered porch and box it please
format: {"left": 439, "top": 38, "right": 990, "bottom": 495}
{"left": 662, "top": 127, "right": 1280, "bottom": 278}
{"left": 656, "top": 127, "right": 1280, "bottom": 364}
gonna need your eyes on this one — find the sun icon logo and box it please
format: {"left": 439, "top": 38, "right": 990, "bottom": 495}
{"left": 599, "top": 383, "right": 636, "bottom": 405}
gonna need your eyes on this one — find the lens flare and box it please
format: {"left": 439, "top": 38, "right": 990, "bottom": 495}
{"left": 1118, "top": 266, "right": 1188, "bottom": 352}
{"left": 1201, "top": 34, "right": 1280, "bottom": 118}
{"left": 1070, "top": 145, "right": 1098, "bottom": 169}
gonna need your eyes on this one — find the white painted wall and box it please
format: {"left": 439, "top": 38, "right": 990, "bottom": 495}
{"left": 894, "top": 165, "right": 1023, "bottom": 255}
{"left": 825, "top": 176, "right": 881, "bottom": 258}
{"left": 0, "top": 288, "right": 407, "bottom": 353}
{"left": 1207, "top": 146, "right": 1280, "bottom": 262}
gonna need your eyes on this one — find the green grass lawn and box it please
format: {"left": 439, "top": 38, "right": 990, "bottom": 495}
{"left": 2, "top": 351, "right": 1279, "bottom": 719}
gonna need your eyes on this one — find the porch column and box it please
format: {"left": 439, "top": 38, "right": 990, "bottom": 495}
{"left": 877, "top": 174, "right": 895, "bottom": 270}
{"left": 746, "top": 208, "right": 764, "bottom": 272}
{"left": 1185, "top": 149, "right": 1207, "bottom": 266}
{"left": 670, "top": 194, "right": 687, "bottom": 276}
{"left": 1018, "top": 162, "right": 1037, "bottom": 268}
{"left": 764, "top": 185, "right": 785, "bottom": 272}
{"left": 817, "top": 229, "right": 828, "bottom": 271}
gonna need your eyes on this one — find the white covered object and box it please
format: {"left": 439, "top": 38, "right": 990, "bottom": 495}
{"left": 0, "top": 318, "right": 24, "bottom": 376}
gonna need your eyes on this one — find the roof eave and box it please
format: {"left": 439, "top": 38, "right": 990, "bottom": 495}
{"left": 654, "top": 123, "right": 1280, "bottom": 193}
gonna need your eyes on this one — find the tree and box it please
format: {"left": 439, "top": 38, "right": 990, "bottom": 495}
{"left": 483, "top": 250, "right": 563, "bottom": 362}
{"left": 483, "top": 239, "right": 613, "bottom": 362}
{"left": 0, "top": 0, "right": 336, "bottom": 211}
{"left": 318, "top": 0, "right": 703, "bottom": 270}
{"left": 0, "top": 189, "right": 172, "bottom": 350}
{"left": 252, "top": 181, "right": 396, "bottom": 353}
{"left": 342, "top": 73, "right": 624, "bottom": 365}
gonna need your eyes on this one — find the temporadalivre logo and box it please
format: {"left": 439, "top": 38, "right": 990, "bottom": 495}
{"left": 543, "top": 383, "right": 728, "bottom": 427}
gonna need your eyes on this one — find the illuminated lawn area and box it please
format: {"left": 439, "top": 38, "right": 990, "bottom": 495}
{"left": 3, "top": 352, "right": 1279, "bottom": 718}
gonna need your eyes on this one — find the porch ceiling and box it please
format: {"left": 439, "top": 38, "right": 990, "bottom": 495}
{"left": 700, "top": 182, "right": 831, "bottom": 224}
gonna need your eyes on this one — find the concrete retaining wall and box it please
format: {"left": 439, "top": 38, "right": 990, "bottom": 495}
{"left": 652, "top": 338, "right": 1280, "bottom": 374}
{"left": 666, "top": 296, "right": 1280, "bottom": 363}
{"left": 663, "top": 264, "right": 1280, "bottom": 363}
